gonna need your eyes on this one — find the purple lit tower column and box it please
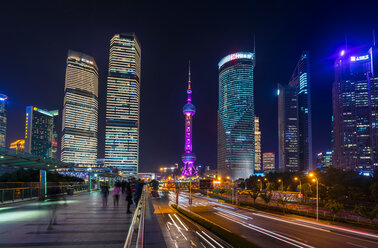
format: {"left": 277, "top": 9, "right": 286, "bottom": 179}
{"left": 181, "top": 62, "right": 198, "bottom": 177}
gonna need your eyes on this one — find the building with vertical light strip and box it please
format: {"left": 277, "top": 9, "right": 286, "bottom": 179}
{"left": 254, "top": 117, "right": 261, "bottom": 172}
{"left": 105, "top": 33, "right": 141, "bottom": 175}
{"left": 217, "top": 52, "right": 255, "bottom": 180}
{"left": 0, "top": 93, "right": 7, "bottom": 147}
{"left": 278, "top": 51, "right": 312, "bottom": 172}
{"left": 25, "top": 106, "right": 58, "bottom": 158}
{"left": 332, "top": 45, "right": 378, "bottom": 173}
{"left": 61, "top": 50, "right": 98, "bottom": 164}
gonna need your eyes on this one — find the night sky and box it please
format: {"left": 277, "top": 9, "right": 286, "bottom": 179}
{"left": 1, "top": 1, "right": 378, "bottom": 172}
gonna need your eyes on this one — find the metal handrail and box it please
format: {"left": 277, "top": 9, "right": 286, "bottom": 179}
{"left": 124, "top": 187, "right": 146, "bottom": 248}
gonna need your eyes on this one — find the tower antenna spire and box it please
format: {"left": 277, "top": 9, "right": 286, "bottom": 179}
{"left": 373, "top": 29, "right": 376, "bottom": 46}
{"left": 188, "top": 60, "right": 191, "bottom": 90}
{"left": 253, "top": 33, "right": 256, "bottom": 54}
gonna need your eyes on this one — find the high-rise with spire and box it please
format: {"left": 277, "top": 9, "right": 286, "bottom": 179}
{"left": 105, "top": 33, "right": 141, "bottom": 175}
{"left": 182, "top": 62, "right": 198, "bottom": 177}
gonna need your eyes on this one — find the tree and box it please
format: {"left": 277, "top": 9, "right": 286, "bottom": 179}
{"left": 247, "top": 189, "right": 259, "bottom": 204}
{"left": 370, "top": 182, "right": 378, "bottom": 202}
{"left": 260, "top": 192, "right": 272, "bottom": 205}
{"left": 354, "top": 205, "right": 378, "bottom": 223}
{"left": 277, "top": 192, "right": 288, "bottom": 213}
{"left": 149, "top": 179, "right": 159, "bottom": 191}
{"left": 325, "top": 199, "right": 344, "bottom": 221}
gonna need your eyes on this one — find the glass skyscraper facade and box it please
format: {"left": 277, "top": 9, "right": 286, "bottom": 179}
{"left": 278, "top": 51, "right": 312, "bottom": 172}
{"left": 61, "top": 50, "right": 98, "bottom": 164}
{"left": 105, "top": 33, "right": 141, "bottom": 175}
{"left": 0, "top": 93, "right": 7, "bottom": 147}
{"left": 332, "top": 45, "right": 378, "bottom": 172}
{"left": 217, "top": 52, "right": 255, "bottom": 180}
{"left": 25, "top": 106, "right": 58, "bottom": 158}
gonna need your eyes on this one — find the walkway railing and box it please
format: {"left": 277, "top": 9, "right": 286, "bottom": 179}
{"left": 124, "top": 187, "right": 146, "bottom": 248}
{"left": 0, "top": 184, "right": 92, "bottom": 204}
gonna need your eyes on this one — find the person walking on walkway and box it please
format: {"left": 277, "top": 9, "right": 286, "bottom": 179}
{"left": 113, "top": 182, "right": 121, "bottom": 207}
{"left": 134, "top": 179, "right": 144, "bottom": 205}
{"left": 101, "top": 183, "right": 109, "bottom": 207}
{"left": 125, "top": 181, "right": 133, "bottom": 214}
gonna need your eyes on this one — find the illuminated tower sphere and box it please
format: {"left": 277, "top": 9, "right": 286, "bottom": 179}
{"left": 181, "top": 62, "right": 198, "bottom": 177}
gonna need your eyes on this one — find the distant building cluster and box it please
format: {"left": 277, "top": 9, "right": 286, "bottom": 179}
{"left": 1, "top": 35, "right": 377, "bottom": 178}
{"left": 1, "top": 33, "right": 141, "bottom": 176}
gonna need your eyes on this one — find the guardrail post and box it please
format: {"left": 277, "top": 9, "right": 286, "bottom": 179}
{"left": 13, "top": 189, "right": 15, "bottom": 202}
{"left": 39, "top": 169, "right": 47, "bottom": 200}
{"left": 88, "top": 174, "right": 91, "bottom": 192}
{"left": 1, "top": 190, "right": 3, "bottom": 203}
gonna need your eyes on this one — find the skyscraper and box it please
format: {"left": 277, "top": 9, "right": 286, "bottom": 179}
{"left": 217, "top": 52, "right": 255, "bottom": 180}
{"left": 0, "top": 94, "right": 7, "bottom": 147}
{"left": 278, "top": 51, "right": 312, "bottom": 172}
{"left": 289, "top": 51, "right": 313, "bottom": 171}
{"left": 332, "top": 45, "right": 378, "bottom": 172}
{"left": 263, "top": 152, "right": 275, "bottom": 173}
{"left": 105, "top": 33, "right": 141, "bottom": 174}
{"left": 254, "top": 117, "right": 261, "bottom": 172}
{"left": 25, "top": 106, "right": 58, "bottom": 158}
{"left": 181, "top": 63, "right": 198, "bottom": 177}
{"left": 61, "top": 50, "right": 98, "bottom": 164}
{"left": 278, "top": 84, "right": 299, "bottom": 172}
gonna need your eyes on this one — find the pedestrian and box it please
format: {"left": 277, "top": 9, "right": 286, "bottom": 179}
{"left": 121, "top": 180, "right": 126, "bottom": 194}
{"left": 134, "top": 179, "right": 144, "bottom": 205}
{"left": 125, "top": 181, "right": 133, "bottom": 214}
{"left": 101, "top": 183, "right": 109, "bottom": 207}
{"left": 113, "top": 182, "right": 121, "bottom": 207}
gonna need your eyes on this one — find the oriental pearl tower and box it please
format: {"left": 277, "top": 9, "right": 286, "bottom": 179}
{"left": 181, "top": 62, "right": 198, "bottom": 177}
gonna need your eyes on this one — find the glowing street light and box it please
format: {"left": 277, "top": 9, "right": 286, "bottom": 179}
{"left": 293, "top": 177, "right": 302, "bottom": 194}
{"left": 277, "top": 179, "right": 283, "bottom": 191}
{"left": 308, "top": 172, "right": 319, "bottom": 221}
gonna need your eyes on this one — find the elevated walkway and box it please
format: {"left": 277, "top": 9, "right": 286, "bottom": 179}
{"left": 0, "top": 191, "right": 133, "bottom": 247}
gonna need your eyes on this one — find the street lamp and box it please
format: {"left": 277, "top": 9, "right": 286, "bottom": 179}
{"left": 257, "top": 179, "right": 262, "bottom": 191}
{"left": 309, "top": 173, "right": 319, "bottom": 221}
{"left": 278, "top": 179, "right": 284, "bottom": 191}
{"left": 293, "top": 177, "right": 302, "bottom": 194}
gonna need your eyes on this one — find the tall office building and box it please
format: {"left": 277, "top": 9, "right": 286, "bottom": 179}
{"left": 61, "top": 50, "right": 98, "bottom": 164}
{"left": 254, "top": 117, "right": 261, "bottom": 172}
{"left": 278, "top": 84, "right": 299, "bottom": 172}
{"left": 0, "top": 94, "right": 7, "bottom": 147}
{"left": 278, "top": 51, "right": 312, "bottom": 172}
{"left": 332, "top": 45, "right": 378, "bottom": 172}
{"left": 316, "top": 151, "right": 332, "bottom": 170}
{"left": 105, "top": 33, "right": 141, "bottom": 174}
{"left": 263, "top": 152, "right": 275, "bottom": 173}
{"left": 25, "top": 106, "right": 58, "bottom": 158}
{"left": 217, "top": 52, "right": 255, "bottom": 180}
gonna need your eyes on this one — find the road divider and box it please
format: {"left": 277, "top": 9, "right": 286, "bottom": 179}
{"left": 171, "top": 203, "right": 260, "bottom": 248}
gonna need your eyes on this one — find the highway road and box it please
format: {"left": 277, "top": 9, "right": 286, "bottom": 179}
{"left": 151, "top": 193, "right": 232, "bottom": 248}
{"left": 171, "top": 191, "right": 378, "bottom": 248}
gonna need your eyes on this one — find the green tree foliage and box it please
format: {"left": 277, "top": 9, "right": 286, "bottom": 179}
{"left": 247, "top": 189, "right": 259, "bottom": 204}
{"left": 149, "top": 179, "right": 159, "bottom": 191}
{"left": 260, "top": 192, "right": 272, "bottom": 204}
{"left": 370, "top": 182, "right": 378, "bottom": 202}
{"left": 325, "top": 199, "right": 344, "bottom": 221}
{"left": 354, "top": 205, "right": 378, "bottom": 222}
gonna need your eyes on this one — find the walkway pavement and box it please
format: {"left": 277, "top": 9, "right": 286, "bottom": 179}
{"left": 0, "top": 191, "right": 133, "bottom": 247}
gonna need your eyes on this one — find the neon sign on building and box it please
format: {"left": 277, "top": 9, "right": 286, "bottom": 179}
{"left": 218, "top": 52, "right": 254, "bottom": 68}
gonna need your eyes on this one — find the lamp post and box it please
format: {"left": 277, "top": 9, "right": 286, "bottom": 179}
{"left": 294, "top": 177, "right": 302, "bottom": 202}
{"left": 309, "top": 173, "right": 319, "bottom": 221}
{"left": 257, "top": 179, "right": 262, "bottom": 192}
{"left": 278, "top": 179, "right": 283, "bottom": 191}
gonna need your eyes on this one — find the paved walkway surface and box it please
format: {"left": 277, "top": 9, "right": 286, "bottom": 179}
{"left": 0, "top": 191, "right": 133, "bottom": 248}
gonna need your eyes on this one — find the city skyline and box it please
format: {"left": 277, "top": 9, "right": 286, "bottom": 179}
{"left": 1, "top": 1, "right": 378, "bottom": 173}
